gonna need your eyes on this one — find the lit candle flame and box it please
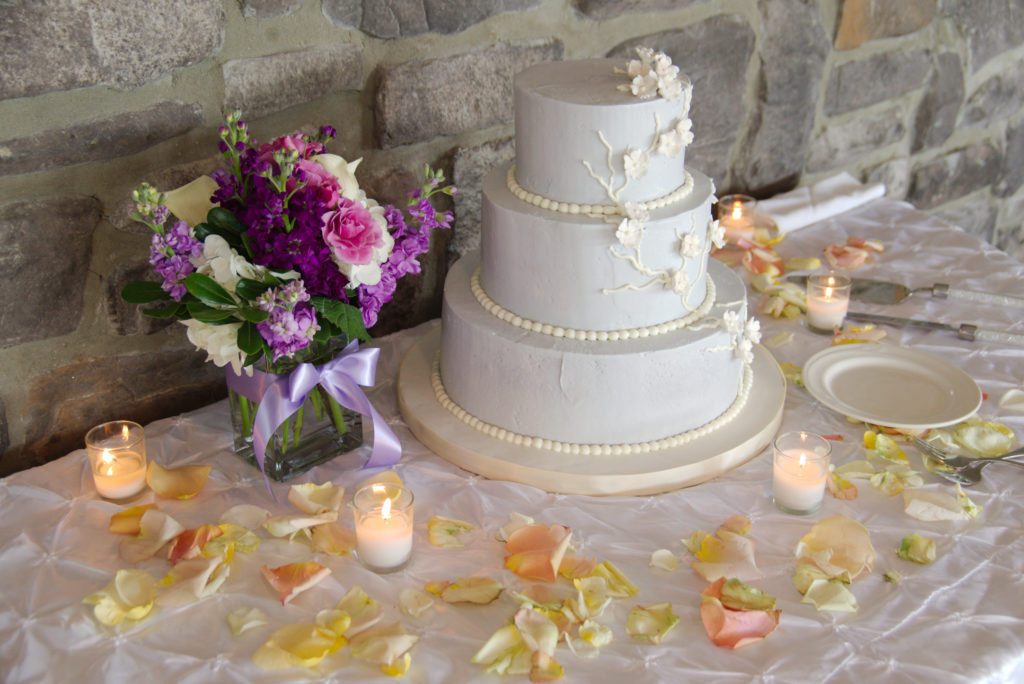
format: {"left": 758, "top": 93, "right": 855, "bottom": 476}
{"left": 731, "top": 202, "right": 743, "bottom": 220}
{"left": 824, "top": 286, "right": 834, "bottom": 300}
{"left": 122, "top": 424, "right": 130, "bottom": 441}
{"left": 381, "top": 496, "right": 392, "bottom": 521}
{"left": 101, "top": 449, "right": 116, "bottom": 477}
{"left": 798, "top": 453, "right": 807, "bottom": 469}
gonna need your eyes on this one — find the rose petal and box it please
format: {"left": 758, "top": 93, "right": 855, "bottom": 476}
{"left": 440, "top": 577, "right": 503, "bottom": 604}
{"left": 349, "top": 622, "right": 418, "bottom": 668}
{"left": 824, "top": 243, "right": 869, "bottom": 270}
{"left": 310, "top": 523, "right": 355, "bottom": 556}
{"left": 109, "top": 504, "right": 158, "bottom": 535}
{"left": 227, "top": 607, "right": 268, "bottom": 636}
{"left": 557, "top": 555, "right": 597, "bottom": 580}
{"left": 700, "top": 587, "right": 779, "bottom": 649}
{"left": 778, "top": 362, "right": 804, "bottom": 388}
{"left": 381, "top": 652, "right": 412, "bottom": 678}
{"left": 587, "top": 561, "right": 638, "bottom": 598}
{"left": 203, "top": 523, "right": 260, "bottom": 560}
{"left": 263, "top": 511, "right": 338, "bottom": 538}
{"left": 691, "top": 529, "right": 763, "bottom": 583}
{"left": 884, "top": 570, "right": 903, "bottom": 584}
{"left": 827, "top": 468, "right": 859, "bottom": 500}
{"left": 999, "top": 388, "right": 1024, "bottom": 412}
{"left": 261, "top": 562, "right": 331, "bottom": 605}
{"left": 161, "top": 557, "right": 230, "bottom": 604}
{"left": 765, "top": 331, "right": 794, "bottom": 349}
{"left": 719, "top": 516, "right": 752, "bottom": 536}
{"left": 567, "top": 577, "right": 612, "bottom": 620}
{"left": 626, "top": 603, "right": 679, "bottom": 644}
{"left": 167, "top": 524, "right": 223, "bottom": 564}
{"left": 801, "top": 578, "right": 858, "bottom": 612}
{"left": 220, "top": 504, "right": 271, "bottom": 530}
{"left": 119, "top": 509, "right": 185, "bottom": 563}
{"left": 336, "top": 585, "right": 381, "bottom": 636}
{"left": 572, "top": 619, "right": 613, "bottom": 656}
{"left": 505, "top": 524, "right": 572, "bottom": 583}
{"left": 428, "top": 515, "right": 474, "bottom": 548}
{"left": 146, "top": 462, "right": 211, "bottom": 500}
{"left": 835, "top": 460, "right": 876, "bottom": 479}
{"left": 252, "top": 623, "right": 346, "bottom": 670}
{"left": 784, "top": 256, "right": 821, "bottom": 271}
{"left": 904, "top": 486, "right": 981, "bottom": 521}
{"left": 650, "top": 549, "right": 679, "bottom": 572}
{"left": 864, "top": 431, "right": 908, "bottom": 464}
{"left": 953, "top": 418, "right": 1016, "bottom": 457}
{"left": 83, "top": 569, "right": 158, "bottom": 626}
{"left": 355, "top": 469, "right": 404, "bottom": 492}
{"left": 399, "top": 588, "right": 435, "bottom": 617}
{"left": 511, "top": 585, "right": 569, "bottom": 611}
{"left": 497, "top": 512, "right": 536, "bottom": 541}
{"left": 897, "top": 533, "right": 936, "bottom": 564}
{"left": 795, "top": 515, "right": 875, "bottom": 581}
{"left": 514, "top": 606, "right": 558, "bottom": 657}
{"left": 287, "top": 482, "right": 344, "bottom": 515}
{"left": 315, "top": 608, "right": 352, "bottom": 636}
{"left": 471, "top": 625, "right": 531, "bottom": 675}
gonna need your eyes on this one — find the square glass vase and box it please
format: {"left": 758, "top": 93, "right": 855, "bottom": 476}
{"left": 228, "top": 385, "right": 364, "bottom": 482}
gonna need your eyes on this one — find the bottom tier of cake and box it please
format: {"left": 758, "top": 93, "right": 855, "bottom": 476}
{"left": 439, "top": 252, "right": 750, "bottom": 447}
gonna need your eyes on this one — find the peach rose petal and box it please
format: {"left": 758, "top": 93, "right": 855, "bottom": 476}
{"left": 824, "top": 243, "right": 869, "bottom": 270}
{"left": 160, "top": 556, "right": 230, "bottom": 604}
{"left": 145, "top": 462, "right": 211, "bottom": 500}
{"left": 827, "top": 469, "right": 859, "bottom": 500}
{"left": 168, "top": 524, "right": 224, "bottom": 565}
{"left": 719, "top": 515, "right": 752, "bottom": 536}
{"left": 588, "top": 560, "right": 638, "bottom": 598}
{"left": 497, "top": 512, "right": 536, "bottom": 541}
{"left": 440, "top": 577, "right": 504, "bottom": 605}
{"left": 252, "top": 623, "right": 346, "bottom": 670}
{"left": 287, "top": 482, "right": 344, "bottom": 515}
{"left": 558, "top": 555, "right": 597, "bottom": 580}
{"left": 691, "top": 529, "right": 763, "bottom": 583}
{"left": 700, "top": 579, "right": 780, "bottom": 649}
{"left": 120, "top": 509, "right": 185, "bottom": 563}
{"left": 794, "top": 515, "right": 876, "bottom": 581}
{"left": 310, "top": 523, "right": 356, "bottom": 556}
{"left": 505, "top": 524, "right": 573, "bottom": 583}
{"left": 263, "top": 511, "right": 338, "bottom": 538}
{"left": 203, "top": 523, "right": 260, "bottom": 559}
{"left": 219, "top": 504, "right": 271, "bottom": 530}
{"left": 109, "top": 504, "right": 158, "bottom": 535}
{"left": 261, "top": 562, "right": 331, "bottom": 605}
{"left": 227, "top": 607, "right": 268, "bottom": 636}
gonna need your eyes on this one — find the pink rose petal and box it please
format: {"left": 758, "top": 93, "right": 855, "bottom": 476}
{"left": 261, "top": 562, "right": 331, "bottom": 605}
{"left": 505, "top": 524, "right": 572, "bottom": 583}
{"left": 700, "top": 578, "right": 780, "bottom": 649}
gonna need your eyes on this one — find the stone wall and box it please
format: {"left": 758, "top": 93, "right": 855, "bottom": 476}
{"left": 1, "top": 0, "right": 1021, "bottom": 474}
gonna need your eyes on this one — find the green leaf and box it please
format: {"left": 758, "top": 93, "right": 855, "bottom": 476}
{"left": 243, "top": 347, "right": 264, "bottom": 368}
{"left": 187, "top": 301, "right": 236, "bottom": 323}
{"left": 236, "top": 278, "right": 272, "bottom": 301}
{"left": 313, "top": 318, "right": 340, "bottom": 344}
{"left": 184, "top": 273, "right": 235, "bottom": 307}
{"left": 142, "top": 303, "right": 185, "bottom": 319}
{"left": 193, "top": 223, "right": 213, "bottom": 242}
{"left": 237, "top": 306, "right": 269, "bottom": 323}
{"left": 121, "top": 281, "right": 170, "bottom": 304}
{"left": 237, "top": 322, "right": 263, "bottom": 355}
{"left": 311, "top": 297, "right": 371, "bottom": 343}
{"left": 207, "top": 207, "right": 245, "bottom": 234}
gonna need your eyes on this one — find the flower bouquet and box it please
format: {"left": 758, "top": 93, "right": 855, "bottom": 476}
{"left": 123, "top": 111, "right": 454, "bottom": 481}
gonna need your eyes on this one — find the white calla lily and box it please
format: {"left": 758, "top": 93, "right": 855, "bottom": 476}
{"left": 164, "top": 175, "right": 218, "bottom": 227}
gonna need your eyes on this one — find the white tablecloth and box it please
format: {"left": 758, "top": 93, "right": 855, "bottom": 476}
{"left": 2, "top": 197, "right": 1023, "bottom": 684}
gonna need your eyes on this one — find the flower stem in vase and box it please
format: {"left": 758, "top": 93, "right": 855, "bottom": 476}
{"left": 293, "top": 405, "right": 305, "bottom": 445}
{"left": 238, "top": 395, "right": 254, "bottom": 438}
{"left": 309, "top": 387, "right": 325, "bottom": 421}
{"left": 325, "top": 388, "right": 349, "bottom": 437}
{"left": 280, "top": 416, "right": 291, "bottom": 454}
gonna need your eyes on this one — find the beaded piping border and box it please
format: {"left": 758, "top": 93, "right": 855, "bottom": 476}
{"left": 471, "top": 268, "right": 716, "bottom": 341}
{"left": 431, "top": 357, "right": 752, "bottom": 455}
{"left": 506, "top": 166, "right": 694, "bottom": 216}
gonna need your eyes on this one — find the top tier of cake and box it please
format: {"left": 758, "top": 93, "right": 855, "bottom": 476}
{"left": 514, "top": 58, "right": 693, "bottom": 207}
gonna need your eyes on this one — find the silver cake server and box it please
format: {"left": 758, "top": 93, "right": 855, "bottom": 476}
{"left": 845, "top": 311, "right": 1024, "bottom": 346}
{"left": 786, "top": 276, "right": 1024, "bottom": 308}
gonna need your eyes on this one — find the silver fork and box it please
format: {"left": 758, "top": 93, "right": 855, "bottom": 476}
{"left": 912, "top": 437, "right": 1024, "bottom": 486}
{"left": 912, "top": 437, "right": 1024, "bottom": 465}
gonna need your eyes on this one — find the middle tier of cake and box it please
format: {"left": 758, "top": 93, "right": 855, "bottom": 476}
{"left": 481, "top": 162, "right": 716, "bottom": 334}
{"left": 440, "top": 252, "right": 749, "bottom": 447}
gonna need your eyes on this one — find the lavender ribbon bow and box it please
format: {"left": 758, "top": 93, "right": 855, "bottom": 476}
{"left": 225, "top": 341, "right": 401, "bottom": 483}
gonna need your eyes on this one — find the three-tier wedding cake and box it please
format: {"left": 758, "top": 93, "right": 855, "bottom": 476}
{"left": 398, "top": 50, "right": 784, "bottom": 495}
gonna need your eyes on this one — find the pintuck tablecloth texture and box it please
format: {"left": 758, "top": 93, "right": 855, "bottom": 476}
{"left": 2, "top": 196, "right": 1023, "bottom": 683}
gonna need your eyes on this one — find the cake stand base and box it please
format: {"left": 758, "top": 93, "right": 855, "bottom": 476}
{"left": 397, "top": 328, "right": 785, "bottom": 496}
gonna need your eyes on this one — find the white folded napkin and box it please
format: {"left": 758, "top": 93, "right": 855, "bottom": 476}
{"left": 758, "top": 172, "right": 885, "bottom": 233}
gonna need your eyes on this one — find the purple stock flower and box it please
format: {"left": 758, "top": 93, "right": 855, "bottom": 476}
{"left": 256, "top": 280, "right": 320, "bottom": 361}
{"left": 149, "top": 220, "right": 202, "bottom": 300}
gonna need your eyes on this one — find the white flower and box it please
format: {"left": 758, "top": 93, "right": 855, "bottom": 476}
{"left": 615, "top": 216, "right": 644, "bottom": 248}
{"left": 181, "top": 320, "right": 248, "bottom": 375}
{"left": 311, "top": 154, "right": 363, "bottom": 201}
{"left": 622, "top": 202, "right": 649, "bottom": 222}
{"left": 737, "top": 338, "right": 754, "bottom": 364}
{"left": 722, "top": 310, "right": 743, "bottom": 336}
{"left": 675, "top": 117, "right": 694, "bottom": 146}
{"left": 670, "top": 270, "right": 689, "bottom": 295}
{"left": 193, "top": 235, "right": 262, "bottom": 294}
{"left": 333, "top": 197, "right": 395, "bottom": 288}
{"left": 626, "top": 58, "right": 646, "bottom": 78}
{"left": 680, "top": 233, "right": 702, "bottom": 258}
{"left": 656, "top": 119, "right": 692, "bottom": 158}
{"left": 630, "top": 72, "right": 659, "bottom": 99}
{"left": 620, "top": 47, "right": 684, "bottom": 101}
{"left": 708, "top": 220, "right": 726, "bottom": 250}
{"left": 744, "top": 316, "right": 762, "bottom": 346}
{"left": 164, "top": 176, "right": 218, "bottom": 227}
{"left": 623, "top": 149, "right": 650, "bottom": 179}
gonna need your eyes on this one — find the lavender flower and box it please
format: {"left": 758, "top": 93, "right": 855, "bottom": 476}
{"left": 256, "top": 280, "right": 320, "bottom": 361}
{"left": 149, "top": 220, "right": 202, "bottom": 300}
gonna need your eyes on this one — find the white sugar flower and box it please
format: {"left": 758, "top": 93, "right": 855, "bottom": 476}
{"left": 624, "top": 149, "right": 650, "bottom": 179}
{"left": 708, "top": 219, "right": 726, "bottom": 249}
{"left": 744, "top": 316, "right": 762, "bottom": 346}
{"left": 737, "top": 337, "right": 754, "bottom": 364}
{"left": 656, "top": 130, "right": 683, "bottom": 158}
{"left": 630, "top": 72, "right": 659, "bottom": 99}
{"left": 670, "top": 270, "right": 689, "bottom": 295}
{"left": 680, "top": 233, "right": 702, "bottom": 258}
{"left": 622, "top": 202, "right": 650, "bottom": 222}
{"left": 182, "top": 320, "right": 247, "bottom": 375}
{"left": 626, "top": 58, "right": 646, "bottom": 78}
{"left": 675, "top": 117, "right": 694, "bottom": 146}
{"left": 722, "top": 310, "right": 743, "bottom": 336}
{"left": 615, "top": 216, "right": 644, "bottom": 248}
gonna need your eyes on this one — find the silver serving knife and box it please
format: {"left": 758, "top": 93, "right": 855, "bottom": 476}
{"left": 787, "top": 276, "right": 1024, "bottom": 307}
{"left": 846, "top": 311, "right": 1024, "bottom": 346}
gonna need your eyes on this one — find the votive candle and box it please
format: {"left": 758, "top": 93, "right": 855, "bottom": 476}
{"left": 717, "top": 194, "right": 757, "bottom": 243}
{"left": 353, "top": 483, "right": 414, "bottom": 573}
{"left": 773, "top": 431, "right": 830, "bottom": 515}
{"left": 806, "top": 273, "right": 851, "bottom": 333}
{"left": 85, "top": 421, "right": 148, "bottom": 500}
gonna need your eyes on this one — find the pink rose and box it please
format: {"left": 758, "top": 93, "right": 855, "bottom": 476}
{"left": 293, "top": 159, "right": 340, "bottom": 208}
{"left": 321, "top": 199, "right": 384, "bottom": 266}
{"left": 258, "top": 133, "right": 324, "bottom": 161}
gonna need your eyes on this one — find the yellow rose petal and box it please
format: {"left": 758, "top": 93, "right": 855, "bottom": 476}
{"left": 428, "top": 515, "right": 475, "bottom": 548}
{"left": 801, "top": 578, "right": 858, "bottom": 613}
{"left": 227, "top": 606, "right": 268, "bottom": 636}
{"left": 288, "top": 482, "right": 344, "bottom": 515}
{"left": 252, "top": 623, "right": 345, "bottom": 670}
{"left": 108, "top": 504, "right": 158, "bottom": 535}
{"left": 399, "top": 588, "right": 435, "bottom": 618}
{"left": 626, "top": 603, "right": 679, "bottom": 644}
{"left": 119, "top": 509, "right": 185, "bottom": 563}
{"left": 440, "top": 577, "right": 503, "bottom": 605}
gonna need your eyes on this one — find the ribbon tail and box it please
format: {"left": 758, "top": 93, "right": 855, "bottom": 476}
{"left": 319, "top": 379, "right": 401, "bottom": 469}
{"left": 251, "top": 380, "right": 304, "bottom": 495}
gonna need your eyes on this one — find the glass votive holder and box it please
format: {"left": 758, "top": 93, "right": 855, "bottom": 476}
{"left": 772, "top": 431, "right": 831, "bottom": 515}
{"left": 353, "top": 483, "right": 414, "bottom": 573}
{"left": 805, "top": 273, "right": 851, "bottom": 334}
{"left": 84, "top": 421, "right": 148, "bottom": 500}
{"left": 717, "top": 194, "right": 758, "bottom": 243}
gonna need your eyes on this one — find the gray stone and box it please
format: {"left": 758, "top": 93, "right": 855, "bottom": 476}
{"left": 105, "top": 262, "right": 175, "bottom": 336}
{"left": 807, "top": 104, "right": 905, "bottom": 173}
{"left": 932, "top": 193, "right": 998, "bottom": 243}
{"left": 0, "top": 102, "right": 203, "bottom": 177}
{"left": 864, "top": 157, "right": 910, "bottom": 199}
{"left": 0, "top": 197, "right": 101, "bottom": 349}
{"left": 108, "top": 156, "right": 223, "bottom": 235}
{"left": 907, "top": 141, "right": 1003, "bottom": 209}
{"left": 912, "top": 53, "right": 964, "bottom": 152}
{"left": 733, "top": 0, "right": 830, "bottom": 193}
{"left": 376, "top": 41, "right": 562, "bottom": 148}
{"left": 241, "top": 0, "right": 306, "bottom": 18}
{"left": 323, "top": 0, "right": 541, "bottom": 38}
{"left": 834, "top": 0, "right": 936, "bottom": 50}
{"left": 946, "top": 0, "right": 1024, "bottom": 72}
{"left": 0, "top": 397, "right": 7, "bottom": 459}
{"left": 575, "top": 0, "right": 700, "bottom": 20}
{"left": 608, "top": 15, "right": 757, "bottom": 186}
{"left": 223, "top": 46, "right": 363, "bottom": 120}
{"left": 451, "top": 138, "right": 514, "bottom": 260}
{"left": 0, "top": 0, "right": 224, "bottom": 100}
{"left": 997, "top": 119, "right": 1024, "bottom": 198}
{"left": 825, "top": 48, "right": 930, "bottom": 115}
{"left": 11, "top": 350, "right": 225, "bottom": 474}
{"left": 962, "top": 65, "right": 1024, "bottom": 128}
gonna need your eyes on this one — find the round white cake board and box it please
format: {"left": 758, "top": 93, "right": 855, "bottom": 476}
{"left": 397, "top": 328, "right": 785, "bottom": 496}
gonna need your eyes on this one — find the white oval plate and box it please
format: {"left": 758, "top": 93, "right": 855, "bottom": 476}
{"left": 802, "top": 345, "right": 982, "bottom": 429}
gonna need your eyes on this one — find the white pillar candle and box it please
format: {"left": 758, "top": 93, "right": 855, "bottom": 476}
{"left": 805, "top": 273, "right": 851, "bottom": 333}
{"left": 85, "top": 421, "right": 148, "bottom": 500}
{"left": 717, "top": 194, "right": 757, "bottom": 243}
{"left": 353, "top": 483, "right": 414, "bottom": 572}
{"left": 773, "top": 432, "right": 830, "bottom": 515}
